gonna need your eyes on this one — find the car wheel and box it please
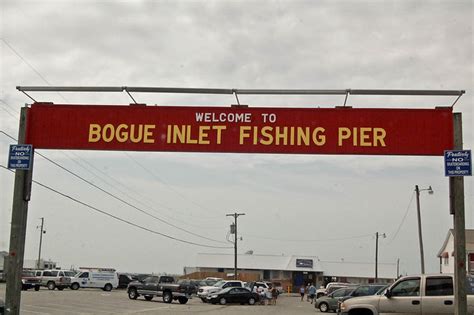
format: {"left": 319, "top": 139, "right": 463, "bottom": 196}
{"left": 219, "top": 297, "right": 226, "bottom": 305}
{"left": 128, "top": 288, "right": 138, "bottom": 300}
{"left": 163, "top": 291, "right": 172, "bottom": 303}
{"left": 71, "top": 283, "right": 80, "bottom": 290}
{"left": 47, "top": 281, "right": 56, "bottom": 290}
{"left": 248, "top": 297, "right": 256, "bottom": 305}
{"left": 34, "top": 286, "right": 40, "bottom": 291}
{"left": 200, "top": 298, "right": 207, "bottom": 303}
{"left": 178, "top": 297, "right": 188, "bottom": 304}
{"left": 104, "top": 284, "right": 113, "bottom": 292}
{"left": 144, "top": 295, "right": 153, "bottom": 301}
{"left": 319, "top": 302, "right": 329, "bottom": 312}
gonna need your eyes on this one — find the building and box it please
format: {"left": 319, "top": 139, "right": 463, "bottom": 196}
{"left": 184, "top": 253, "right": 396, "bottom": 292}
{"left": 23, "top": 259, "right": 58, "bottom": 270}
{"left": 437, "top": 229, "right": 474, "bottom": 274}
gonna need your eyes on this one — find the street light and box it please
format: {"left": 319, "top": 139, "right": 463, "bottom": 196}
{"left": 375, "top": 232, "right": 386, "bottom": 282}
{"left": 415, "top": 185, "right": 434, "bottom": 274}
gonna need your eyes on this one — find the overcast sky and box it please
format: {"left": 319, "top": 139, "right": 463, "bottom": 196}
{"left": 1, "top": 0, "right": 473, "bottom": 276}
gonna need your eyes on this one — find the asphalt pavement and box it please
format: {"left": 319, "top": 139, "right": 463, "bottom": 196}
{"left": 0, "top": 284, "right": 322, "bottom": 314}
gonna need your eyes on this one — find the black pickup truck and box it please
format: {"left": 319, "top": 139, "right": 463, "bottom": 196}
{"left": 127, "top": 275, "right": 193, "bottom": 304}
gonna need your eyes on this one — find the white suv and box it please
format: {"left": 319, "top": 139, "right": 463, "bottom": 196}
{"left": 197, "top": 280, "right": 245, "bottom": 302}
{"left": 34, "top": 270, "right": 74, "bottom": 290}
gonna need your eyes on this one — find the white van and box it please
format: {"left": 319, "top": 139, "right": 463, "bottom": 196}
{"left": 70, "top": 268, "right": 118, "bottom": 291}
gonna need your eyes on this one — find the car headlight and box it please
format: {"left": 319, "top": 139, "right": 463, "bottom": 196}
{"left": 339, "top": 302, "right": 346, "bottom": 311}
{"left": 21, "top": 279, "right": 26, "bottom": 284}
{"left": 210, "top": 294, "right": 218, "bottom": 298}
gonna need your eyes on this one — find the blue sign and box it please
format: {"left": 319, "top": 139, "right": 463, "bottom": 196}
{"left": 444, "top": 150, "right": 471, "bottom": 177}
{"left": 8, "top": 144, "right": 33, "bottom": 170}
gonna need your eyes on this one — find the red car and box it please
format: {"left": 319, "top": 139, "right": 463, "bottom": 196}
{"left": 22, "top": 271, "right": 41, "bottom": 291}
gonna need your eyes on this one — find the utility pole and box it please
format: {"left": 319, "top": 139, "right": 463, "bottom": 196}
{"left": 451, "top": 113, "right": 467, "bottom": 315}
{"left": 415, "top": 185, "right": 425, "bottom": 275}
{"left": 36, "top": 218, "right": 45, "bottom": 270}
{"left": 5, "top": 107, "right": 34, "bottom": 315}
{"left": 226, "top": 212, "right": 245, "bottom": 280}
{"left": 414, "top": 185, "right": 433, "bottom": 275}
{"left": 375, "top": 232, "right": 385, "bottom": 282}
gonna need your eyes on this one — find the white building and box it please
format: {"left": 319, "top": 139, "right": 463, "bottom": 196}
{"left": 185, "top": 253, "right": 396, "bottom": 292}
{"left": 437, "top": 229, "right": 474, "bottom": 274}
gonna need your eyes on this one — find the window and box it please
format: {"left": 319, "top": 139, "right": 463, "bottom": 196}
{"left": 43, "top": 271, "right": 52, "bottom": 277}
{"left": 444, "top": 257, "right": 449, "bottom": 265}
{"left": 426, "top": 277, "right": 453, "bottom": 296}
{"left": 50, "top": 271, "right": 58, "bottom": 276}
{"left": 230, "top": 288, "right": 246, "bottom": 294}
{"left": 332, "top": 289, "right": 347, "bottom": 298}
{"left": 78, "top": 272, "right": 89, "bottom": 278}
{"left": 352, "top": 286, "right": 370, "bottom": 297}
{"left": 391, "top": 278, "right": 420, "bottom": 297}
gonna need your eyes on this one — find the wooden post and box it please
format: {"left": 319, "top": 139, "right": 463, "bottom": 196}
{"left": 5, "top": 107, "right": 34, "bottom": 314}
{"left": 451, "top": 112, "right": 467, "bottom": 315}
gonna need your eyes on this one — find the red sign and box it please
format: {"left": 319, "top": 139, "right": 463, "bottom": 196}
{"left": 25, "top": 104, "right": 453, "bottom": 156}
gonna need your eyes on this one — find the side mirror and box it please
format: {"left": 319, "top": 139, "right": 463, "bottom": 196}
{"left": 384, "top": 289, "right": 392, "bottom": 298}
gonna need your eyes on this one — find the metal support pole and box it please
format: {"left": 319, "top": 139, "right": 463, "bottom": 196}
{"left": 36, "top": 218, "right": 44, "bottom": 270}
{"left": 375, "top": 232, "right": 379, "bottom": 282}
{"left": 451, "top": 113, "right": 467, "bottom": 315}
{"left": 226, "top": 212, "right": 245, "bottom": 280}
{"left": 415, "top": 185, "right": 425, "bottom": 274}
{"left": 5, "top": 107, "right": 34, "bottom": 315}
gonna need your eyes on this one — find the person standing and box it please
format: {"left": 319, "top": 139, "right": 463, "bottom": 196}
{"left": 300, "top": 285, "right": 305, "bottom": 301}
{"left": 308, "top": 283, "right": 316, "bottom": 304}
{"left": 271, "top": 286, "right": 278, "bottom": 305}
{"left": 306, "top": 283, "right": 311, "bottom": 301}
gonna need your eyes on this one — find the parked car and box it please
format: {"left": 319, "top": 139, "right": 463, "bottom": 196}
{"left": 70, "top": 268, "right": 118, "bottom": 291}
{"left": 34, "top": 270, "right": 72, "bottom": 290}
{"left": 197, "top": 280, "right": 245, "bottom": 302}
{"left": 246, "top": 281, "right": 270, "bottom": 292}
{"left": 315, "top": 286, "right": 356, "bottom": 312}
{"left": 339, "top": 274, "right": 472, "bottom": 315}
{"left": 21, "top": 271, "right": 41, "bottom": 291}
{"left": 118, "top": 274, "right": 135, "bottom": 289}
{"left": 333, "top": 284, "right": 387, "bottom": 311}
{"left": 177, "top": 279, "right": 199, "bottom": 294}
{"left": 316, "top": 282, "right": 353, "bottom": 298}
{"left": 206, "top": 287, "right": 259, "bottom": 305}
{"left": 127, "top": 275, "right": 193, "bottom": 304}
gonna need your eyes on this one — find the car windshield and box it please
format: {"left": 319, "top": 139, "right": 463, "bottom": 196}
{"left": 214, "top": 280, "right": 226, "bottom": 287}
{"left": 22, "top": 271, "right": 35, "bottom": 277}
{"left": 64, "top": 271, "right": 76, "bottom": 277}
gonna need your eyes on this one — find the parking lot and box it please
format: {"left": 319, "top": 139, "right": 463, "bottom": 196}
{"left": 0, "top": 284, "right": 323, "bottom": 314}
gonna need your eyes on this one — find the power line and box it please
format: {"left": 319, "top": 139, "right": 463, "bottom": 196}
{"left": 244, "top": 233, "right": 373, "bottom": 242}
{"left": 1, "top": 39, "right": 67, "bottom": 102}
{"left": 65, "top": 151, "right": 219, "bottom": 227}
{"left": 0, "top": 130, "right": 226, "bottom": 244}
{"left": 124, "top": 152, "right": 219, "bottom": 217}
{"left": 62, "top": 152, "right": 209, "bottom": 229}
{"left": 0, "top": 165, "right": 232, "bottom": 249}
{"left": 387, "top": 191, "right": 416, "bottom": 245}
